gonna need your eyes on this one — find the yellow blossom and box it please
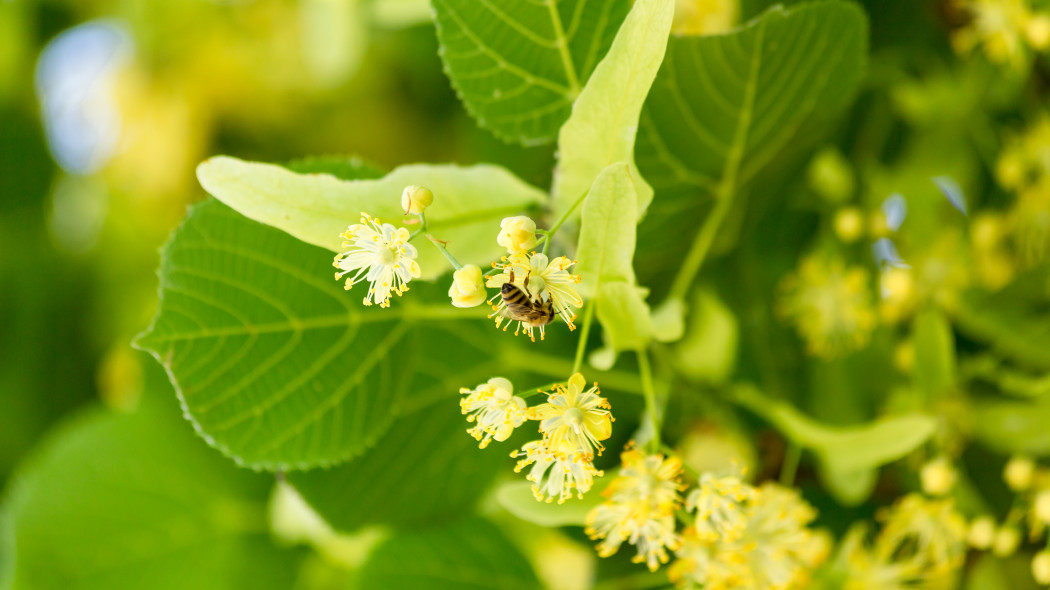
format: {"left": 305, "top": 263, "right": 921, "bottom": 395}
{"left": 920, "top": 456, "right": 957, "bottom": 496}
{"left": 512, "top": 439, "right": 603, "bottom": 504}
{"left": 993, "top": 525, "right": 1021, "bottom": 556}
{"left": 952, "top": 0, "right": 1050, "bottom": 68}
{"left": 685, "top": 473, "right": 755, "bottom": 543}
{"left": 528, "top": 373, "right": 612, "bottom": 459}
{"left": 448, "top": 264, "right": 487, "bottom": 308}
{"left": 585, "top": 449, "right": 685, "bottom": 571}
{"left": 672, "top": 0, "right": 738, "bottom": 36}
{"left": 967, "top": 515, "right": 996, "bottom": 549}
{"left": 487, "top": 252, "right": 583, "bottom": 340}
{"left": 333, "top": 212, "right": 420, "bottom": 308}
{"left": 459, "top": 377, "right": 527, "bottom": 448}
{"left": 1033, "top": 550, "right": 1050, "bottom": 585}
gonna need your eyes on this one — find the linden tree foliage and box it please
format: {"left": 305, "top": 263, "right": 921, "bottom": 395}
{"left": 356, "top": 519, "right": 541, "bottom": 590}
{"left": 1, "top": 384, "right": 304, "bottom": 590}
{"left": 431, "top": 0, "right": 630, "bottom": 145}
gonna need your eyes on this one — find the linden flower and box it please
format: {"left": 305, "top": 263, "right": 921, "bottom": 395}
{"left": 951, "top": 0, "right": 1050, "bottom": 68}
{"left": 448, "top": 264, "right": 487, "bottom": 308}
{"left": 685, "top": 473, "right": 756, "bottom": 543}
{"left": 776, "top": 253, "right": 877, "bottom": 358}
{"left": 487, "top": 252, "right": 583, "bottom": 339}
{"left": 333, "top": 213, "right": 420, "bottom": 308}
{"left": 585, "top": 449, "right": 685, "bottom": 571}
{"left": 459, "top": 377, "right": 527, "bottom": 449}
{"left": 512, "top": 439, "right": 603, "bottom": 503}
{"left": 528, "top": 373, "right": 612, "bottom": 459}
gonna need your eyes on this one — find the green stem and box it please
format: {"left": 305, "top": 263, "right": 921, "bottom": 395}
{"left": 637, "top": 349, "right": 661, "bottom": 453}
{"left": 425, "top": 233, "right": 463, "bottom": 270}
{"left": 780, "top": 442, "right": 802, "bottom": 487}
{"left": 519, "top": 381, "right": 560, "bottom": 400}
{"left": 572, "top": 301, "right": 596, "bottom": 374}
{"left": 543, "top": 188, "right": 590, "bottom": 256}
{"left": 668, "top": 191, "right": 734, "bottom": 300}
{"left": 503, "top": 349, "right": 643, "bottom": 393}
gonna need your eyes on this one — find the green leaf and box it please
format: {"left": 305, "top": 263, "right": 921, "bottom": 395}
{"left": 134, "top": 199, "right": 503, "bottom": 470}
{"left": 286, "top": 402, "right": 507, "bottom": 532}
{"left": 816, "top": 464, "right": 878, "bottom": 507}
{"left": 636, "top": 2, "right": 868, "bottom": 196}
{"left": 432, "top": 0, "right": 629, "bottom": 145}
{"left": 912, "top": 307, "right": 956, "bottom": 400}
{"left": 973, "top": 397, "right": 1050, "bottom": 456}
{"left": 357, "top": 518, "right": 541, "bottom": 590}
{"left": 575, "top": 163, "right": 639, "bottom": 298}
{"left": 552, "top": 0, "right": 674, "bottom": 219}
{"left": 496, "top": 478, "right": 609, "bottom": 527}
{"left": 674, "top": 289, "right": 738, "bottom": 385}
{"left": 196, "top": 156, "right": 546, "bottom": 281}
{"left": 1, "top": 388, "right": 301, "bottom": 590}
{"left": 732, "top": 385, "right": 936, "bottom": 474}
{"left": 955, "top": 265, "right": 1050, "bottom": 370}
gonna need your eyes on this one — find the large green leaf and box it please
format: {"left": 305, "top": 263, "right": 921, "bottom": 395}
{"left": 575, "top": 163, "right": 639, "bottom": 299}
{"left": 0, "top": 387, "right": 301, "bottom": 590}
{"left": 912, "top": 307, "right": 956, "bottom": 400}
{"left": 287, "top": 399, "right": 508, "bottom": 532}
{"left": 731, "top": 385, "right": 936, "bottom": 474}
{"left": 134, "top": 199, "right": 501, "bottom": 470}
{"left": 955, "top": 265, "right": 1050, "bottom": 371}
{"left": 972, "top": 397, "right": 1050, "bottom": 456}
{"left": 356, "top": 518, "right": 541, "bottom": 590}
{"left": 432, "top": 0, "right": 629, "bottom": 145}
{"left": 552, "top": 0, "right": 673, "bottom": 219}
{"left": 635, "top": 2, "right": 867, "bottom": 196}
{"left": 196, "top": 156, "right": 546, "bottom": 281}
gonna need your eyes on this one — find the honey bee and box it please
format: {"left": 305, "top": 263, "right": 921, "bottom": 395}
{"left": 496, "top": 270, "right": 554, "bottom": 340}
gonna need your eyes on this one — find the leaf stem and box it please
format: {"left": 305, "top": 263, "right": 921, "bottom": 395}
{"left": 668, "top": 191, "right": 733, "bottom": 301}
{"left": 779, "top": 441, "right": 802, "bottom": 487}
{"left": 637, "top": 348, "right": 661, "bottom": 453}
{"left": 572, "top": 301, "right": 596, "bottom": 374}
{"left": 414, "top": 212, "right": 464, "bottom": 270}
{"left": 543, "top": 188, "right": 590, "bottom": 256}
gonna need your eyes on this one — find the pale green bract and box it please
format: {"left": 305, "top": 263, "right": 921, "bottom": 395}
{"left": 196, "top": 156, "right": 546, "bottom": 281}
{"left": 432, "top": 0, "right": 629, "bottom": 145}
{"left": 732, "top": 385, "right": 937, "bottom": 475}
{"left": 552, "top": 0, "right": 673, "bottom": 221}
{"left": 496, "top": 478, "right": 610, "bottom": 527}
{"left": 575, "top": 163, "right": 652, "bottom": 354}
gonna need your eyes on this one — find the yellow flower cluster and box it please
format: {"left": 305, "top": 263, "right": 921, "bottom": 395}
{"left": 843, "top": 493, "right": 967, "bottom": 589}
{"left": 669, "top": 482, "right": 829, "bottom": 590}
{"left": 776, "top": 253, "right": 877, "bottom": 358}
{"left": 585, "top": 448, "right": 685, "bottom": 571}
{"left": 951, "top": 0, "right": 1050, "bottom": 69}
{"left": 997, "top": 115, "right": 1050, "bottom": 266}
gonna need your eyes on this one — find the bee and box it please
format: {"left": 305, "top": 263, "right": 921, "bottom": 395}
{"left": 496, "top": 270, "right": 554, "bottom": 340}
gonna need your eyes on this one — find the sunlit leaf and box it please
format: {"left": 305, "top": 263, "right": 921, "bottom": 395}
{"left": 575, "top": 163, "right": 639, "bottom": 299}
{"left": 196, "top": 156, "right": 546, "bottom": 281}
{"left": 496, "top": 476, "right": 611, "bottom": 528}
{"left": 135, "top": 199, "right": 504, "bottom": 470}
{"left": 357, "top": 518, "right": 541, "bottom": 590}
{"left": 636, "top": 2, "right": 868, "bottom": 196}
{"left": 1, "top": 388, "right": 301, "bottom": 590}
{"left": 432, "top": 0, "right": 629, "bottom": 145}
{"left": 912, "top": 308, "right": 956, "bottom": 400}
{"left": 552, "top": 0, "right": 674, "bottom": 219}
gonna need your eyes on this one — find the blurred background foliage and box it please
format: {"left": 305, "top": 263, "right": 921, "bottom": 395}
{"left": 2, "top": 0, "right": 1050, "bottom": 588}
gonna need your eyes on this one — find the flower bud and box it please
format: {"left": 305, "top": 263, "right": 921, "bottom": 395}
{"left": 448, "top": 264, "right": 487, "bottom": 308}
{"left": 833, "top": 207, "right": 864, "bottom": 243}
{"left": 401, "top": 185, "right": 434, "bottom": 214}
{"left": 967, "top": 515, "right": 996, "bottom": 550}
{"left": 497, "top": 216, "right": 538, "bottom": 253}
{"left": 920, "top": 456, "right": 957, "bottom": 496}
{"left": 1004, "top": 456, "right": 1036, "bottom": 491}
{"left": 1035, "top": 489, "right": 1050, "bottom": 525}
{"left": 1033, "top": 550, "right": 1050, "bottom": 585}
{"left": 992, "top": 525, "right": 1021, "bottom": 557}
